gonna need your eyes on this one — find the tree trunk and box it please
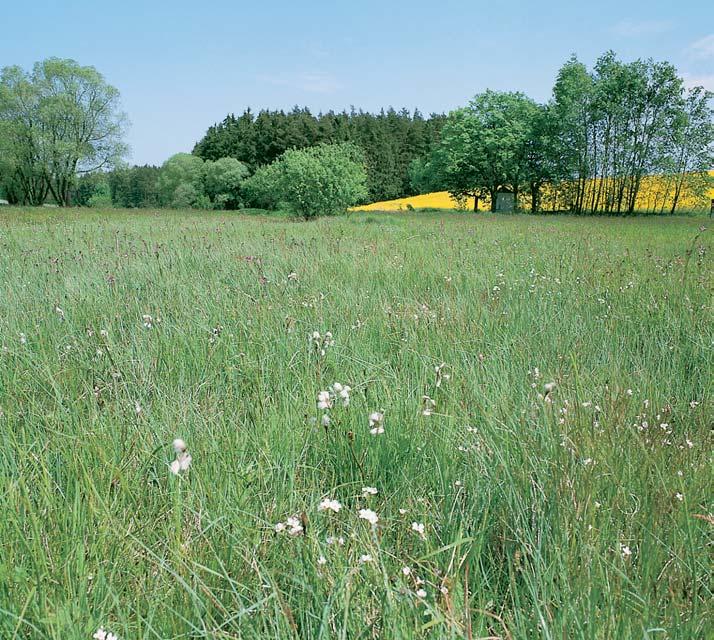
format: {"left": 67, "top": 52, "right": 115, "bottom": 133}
{"left": 473, "top": 195, "right": 479, "bottom": 212}
{"left": 531, "top": 183, "right": 539, "bottom": 213}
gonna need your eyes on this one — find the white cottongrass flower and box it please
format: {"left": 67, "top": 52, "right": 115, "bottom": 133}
{"left": 285, "top": 516, "right": 304, "bottom": 536}
{"left": 100, "top": 329, "right": 109, "bottom": 338}
{"left": 309, "top": 330, "right": 334, "bottom": 356}
{"left": 411, "top": 522, "right": 426, "bottom": 537}
{"left": 326, "top": 535, "right": 345, "bottom": 545}
{"left": 274, "top": 522, "right": 286, "bottom": 533}
{"left": 54, "top": 306, "right": 65, "bottom": 320}
{"left": 368, "top": 411, "right": 384, "bottom": 435}
{"left": 675, "top": 492, "right": 684, "bottom": 502}
{"left": 93, "top": 629, "right": 119, "bottom": 640}
{"left": 544, "top": 382, "right": 556, "bottom": 395}
{"left": 321, "top": 413, "right": 331, "bottom": 427}
{"left": 317, "top": 555, "right": 327, "bottom": 565}
{"left": 402, "top": 566, "right": 411, "bottom": 576}
{"left": 331, "top": 382, "right": 351, "bottom": 407}
{"left": 169, "top": 438, "right": 191, "bottom": 475}
{"left": 620, "top": 544, "right": 632, "bottom": 558}
{"left": 434, "top": 362, "right": 450, "bottom": 388}
{"left": 19, "top": 333, "right": 27, "bottom": 345}
{"left": 439, "top": 585, "right": 449, "bottom": 595}
{"left": 288, "top": 271, "right": 298, "bottom": 281}
{"left": 170, "top": 454, "right": 192, "bottom": 475}
{"left": 421, "top": 396, "right": 436, "bottom": 416}
{"left": 317, "top": 390, "right": 332, "bottom": 410}
{"left": 359, "top": 554, "right": 373, "bottom": 564}
{"left": 318, "top": 498, "right": 342, "bottom": 513}
{"left": 142, "top": 314, "right": 154, "bottom": 329}
{"left": 358, "top": 508, "right": 379, "bottom": 525}
{"left": 416, "top": 588, "right": 427, "bottom": 599}
{"left": 362, "top": 486, "right": 378, "bottom": 497}
{"left": 134, "top": 401, "right": 142, "bottom": 416}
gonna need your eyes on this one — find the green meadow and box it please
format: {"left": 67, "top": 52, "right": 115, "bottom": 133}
{"left": 0, "top": 208, "right": 711, "bottom": 639}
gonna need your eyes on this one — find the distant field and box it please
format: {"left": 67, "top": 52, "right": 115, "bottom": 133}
{"left": 0, "top": 208, "right": 711, "bottom": 639}
{"left": 356, "top": 171, "right": 714, "bottom": 212}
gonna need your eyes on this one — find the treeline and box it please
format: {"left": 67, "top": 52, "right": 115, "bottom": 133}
{"left": 193, "top": 107, "right": 446, "bottom": 202}
{"left": 3, "top": 53, "right": 712, "bottom": 215}
{"left": 425, "top": 52, "right": 714, "bottom": 214}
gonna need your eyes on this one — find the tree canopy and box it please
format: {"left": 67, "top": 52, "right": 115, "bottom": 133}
{"left": 0, "top": 58, "right": 127, "bottom": 205}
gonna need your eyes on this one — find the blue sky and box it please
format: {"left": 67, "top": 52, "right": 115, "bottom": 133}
{"left": 2, "top": 0, "right": 712, "bottom": 165}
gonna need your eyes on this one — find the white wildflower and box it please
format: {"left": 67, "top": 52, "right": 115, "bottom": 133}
{"left": 331, "top": 382, "right": 351, "bottom": 407}
{"left": 620, "top": 544, "right": 632, "bottom": 558}
{"left": 286, "top": 516, "right": 304, "bottom": 536}
{"left": 402, "top": 566, "right": 411, "bottom": 576}
{"left": 416, "top": 588, "right": 427, "bottom": 598}
{"left": 421, "top": 395, "right": 436, "bottom": 417}
{"left": 359, "top": 554, "right": 373, "bottom": 564}
{"left": 358, "top": 508, "right": 379, "bottom": 525}
{"left": 169, "top": 439, "right": 191, "bottom": 475}
{"left": 544, "top": 382, "right": 556, "bottom": 395}
{"left": 362, "top": 486, "right": 378, "bottom": 496}
{"left": 318, "top": 498, "right": 342, "bottom": 513}
{"left": 368, "top": 411, "right": 384, "bottom": 435}
{"left": 317, "top": 390, "right": 332, "bottom": 410}
{"left": 434, "top": 363, "right": 450, "bottom": 388}
{"left": 411, "top": 522, "right": 426, "bottom": 537}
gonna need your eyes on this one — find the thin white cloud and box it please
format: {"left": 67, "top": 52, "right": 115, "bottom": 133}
{"left": 260, "top": 71, "right": 342, "bottom": 94}
{"left": 681, "top": 72, "right": 714, "bottom": 92}
{"left": 686, "top": 34, "right": 714, "bottom": 60}
{"left": 610, "top": 19, "right": 673, "bottom": 37}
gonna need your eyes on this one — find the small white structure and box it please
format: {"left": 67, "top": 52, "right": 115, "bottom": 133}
{"left": 494, "top": 189, "right": 515, "bottom": 213}
{"left": 0, "top": 199, "right": 9, "bottom": 206}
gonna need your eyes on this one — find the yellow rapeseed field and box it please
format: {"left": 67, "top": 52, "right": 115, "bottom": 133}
{"left": 356, "top": 171, "right": 714, "bottom": 212}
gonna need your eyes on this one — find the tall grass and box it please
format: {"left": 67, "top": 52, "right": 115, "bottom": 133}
{"left": 0, "top": 207, "right": 711, "bottom": 639}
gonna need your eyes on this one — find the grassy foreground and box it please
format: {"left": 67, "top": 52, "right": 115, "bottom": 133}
{"left": 0, "top": 207, "right": 711, "bottom": 639}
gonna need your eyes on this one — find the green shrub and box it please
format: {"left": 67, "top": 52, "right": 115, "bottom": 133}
{"left": 278, "top": 143, "right": 368, "bottom": 219}
{"left": 87, "top": 181, "right": 113, "bottom": 208}
{"left": 242, "top": 162, "right": 283, "bottom": 210}
{"left": 203, "top": 157, "right": 249, "bottom": 209}
{"left": 243, "top": 143, "right": 368, "bottom": 219}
